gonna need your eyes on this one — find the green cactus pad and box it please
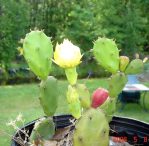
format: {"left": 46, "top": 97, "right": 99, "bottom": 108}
{"left": 68, "top": 99, "right": 81, "bottom": 119}
{"left": 125, "top": 59, "right": 144, "bottom": 75}
{"left": 108, "top": 72, "right": 128, "bottom": 98}
{"left": 39, "top": 76, "right": 58, "bottom": 116}
{"left": 75, "top": 84, "right": 91, "bottom": 109}
{"left": 100, "top": 97, "right": 116, "bottom": 122}
{"left": 67, "top": 85, "right": 79, "bottom": 103}
{"left": 30, "top": 118, "right": 55, "bottom": 142}
{"left": 23, "top": 30, "right": 53, "bottom": 80}
{"left": 119, "top": 56, "right": 130, "bottom": 72}
{"left": 73, "top": 108, "right": 109, "bottom": 146}
{"left": 93, "top": 37, "right": 119, "bottom": 74}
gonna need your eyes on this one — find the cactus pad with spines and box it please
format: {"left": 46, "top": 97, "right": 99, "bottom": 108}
{"left": 67, "top": 85, "right": 81, "bottom": 119}
{"left": 23, "top": 30, "right": 53, "bottom": 80}
{"left": 30, "top": 118, "right": 55, "bottom": 143}
{"left": 73, "top": 108, "right": 109, "bottom": 146}
{"left": 93, "top": 38, "right": 119, "bottom": 74}
{"left": 119, "top": 56, "right": 130, "bottom": 72}
{"left": 125, "top": 59, "right": 144, "bottom": 75}
{"left": 100, "top": 97, "right": 116, "bottom": 122}
{"left": 75, "top": 83, "right": 91, "bottom": 109}
{"left": 39, "top": 76, "right": 59, "bottom": 116}
{"left": 108, "top": 72, "right": 128, "bottom": 98}
{"left": 68, "top": 99, "right": 82, "bottom": 119}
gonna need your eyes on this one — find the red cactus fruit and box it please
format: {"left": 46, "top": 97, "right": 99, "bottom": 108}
{"left": 91, "top": 88, "right": 109, "bottom": 108}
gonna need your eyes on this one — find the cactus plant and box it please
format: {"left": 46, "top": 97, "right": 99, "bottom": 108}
{"left": 108, "top": 72, "right": 128, "bottom": 98}
{"left": 93, "top": 37, "right": 119, "bottom": 74}
{"left": 39, "top": 76, "right": 59, "bottom": 116}
{"left": 30, "top": 118, "right": 55, "bottom": 144}
{"left": 75, "top": 84, "right": 91, "bottom": 109}
{"left": 66, "top": 85, "right": 81, "bottom": 119}
{"left": 73, "top": 108, "right": 109, "bottom": 146}
{"left": 23, "top": 30, "right": 53, "bottom": 80}
{"left": 125, "top": 59, "right": 144, "bottom": 74}
{"left": 119, "top": 56, "right": 130, "bottom": 72}
{"left": 20, "top": 30, "right": 145, "bottom": 146}
{"left": 100, "top": 97, "right": 116, "bottom": 122}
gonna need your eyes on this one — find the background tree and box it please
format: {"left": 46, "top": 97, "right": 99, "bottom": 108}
{"left": 0, "top": 0, "right": 30, "bottom": 68}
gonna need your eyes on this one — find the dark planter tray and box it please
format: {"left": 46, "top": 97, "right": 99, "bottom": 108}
{"left": 11, "top": 115, "right": 149, "bottom": 146}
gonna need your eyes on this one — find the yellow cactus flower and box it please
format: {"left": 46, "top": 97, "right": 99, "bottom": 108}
{"left": 54, "top": 39, "right": 82, "bottom": 68}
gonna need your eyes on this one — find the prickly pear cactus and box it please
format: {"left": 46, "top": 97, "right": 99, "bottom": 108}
{"left": 100, "top": 97, "right": 116, "bottom": 122}
{"left": 39, "top": 76, "right": 59, "bottom": 116}
{"left": 93, "top": 38, "right": 119, "bottom": 74}
{"left": 75, "top": 84, "right": 91, "bottom": 109}
{"left": 67, "top": 85, "right": 81, "bottom": 119}
{"left": 65, "top": 67, "right": 78, "bottom": 85}
{"left": 73, "top": 108, "right": 109, "bottom": 146}
{"left": 23, "top": 30, "right": 53, "bottom": 80}
{"left": 108, "top": 72, "right": 128, "bottom": 98}
{"left": 125, "top": 59, "right": 144, "bottom": 75}
{"left": 68, "top": 99, "right": 82, "bottom": 119}
{"left": 119, "top": 56, "right": 129, "bottom": 72}
{"left": 30, "top": 118, "right": 55, "bottom": 144}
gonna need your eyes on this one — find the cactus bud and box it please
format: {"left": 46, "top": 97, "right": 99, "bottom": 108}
{"left": 119, "top": 56, "right": 129, "bottom": 72}
{"left": 91, "top": 88, "right": 109, "bottom": 108}
{"left": 54, "top": 39, "right": 82, "bottom": 68}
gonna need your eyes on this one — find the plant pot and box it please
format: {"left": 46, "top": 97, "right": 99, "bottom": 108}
{"left": 11, "top": 115, "right": 149, "bottom": 146}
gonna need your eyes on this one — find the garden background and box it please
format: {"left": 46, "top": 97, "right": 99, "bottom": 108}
{"left": 0, "top": 0, "right": 149, "bottom": 146}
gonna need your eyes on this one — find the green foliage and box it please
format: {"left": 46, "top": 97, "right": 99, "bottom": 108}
{"left": 0, "top": 0, "right": 30, "bottom": 67}
{"left": 93, "top": 0, "right": 147, "bottom": 56}
{"left": 0, "top": 0, "right": 148, "bottom": 73}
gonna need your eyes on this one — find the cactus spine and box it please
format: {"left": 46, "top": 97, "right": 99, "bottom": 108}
{"left": 23, "top": 30, "right": 53, "bottom": 80}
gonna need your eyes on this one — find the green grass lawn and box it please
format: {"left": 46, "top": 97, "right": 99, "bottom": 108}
{"left": 0, "top": 79, "right": 149, "bottom": 146}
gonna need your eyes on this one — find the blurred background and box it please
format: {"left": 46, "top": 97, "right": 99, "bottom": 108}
{"left": 0, "top": 0, "right": 149, "bottom": 84}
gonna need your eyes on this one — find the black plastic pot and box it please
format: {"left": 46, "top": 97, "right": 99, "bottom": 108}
{"left": 11, "top": 115, "right": 149, "bottom": 146}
